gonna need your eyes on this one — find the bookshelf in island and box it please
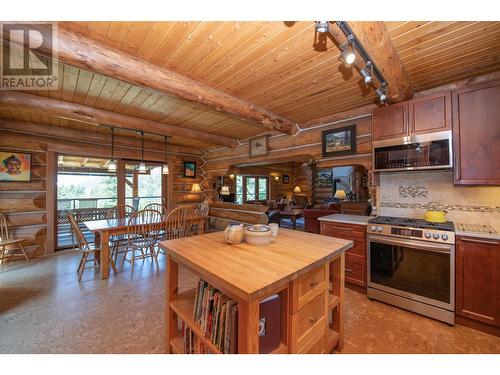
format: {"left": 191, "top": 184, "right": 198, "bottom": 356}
{"left": 160, "top": 229, "right": 352, "bottom": 354}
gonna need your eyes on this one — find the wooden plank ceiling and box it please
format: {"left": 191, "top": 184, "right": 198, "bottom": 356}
{"left": 4, "top": 21, "right": 500, "bottom": 150}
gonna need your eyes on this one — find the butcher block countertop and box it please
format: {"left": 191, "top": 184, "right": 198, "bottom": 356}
{"left": 318, "top": 214, "right": 372, "bottom": 226}
{"left": 159, "top": 229, "right": 352, "bottom": 301}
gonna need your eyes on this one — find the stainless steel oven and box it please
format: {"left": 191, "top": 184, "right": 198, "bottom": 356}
{"left": 367, "top": 232, "right": 455, "bottom": 324}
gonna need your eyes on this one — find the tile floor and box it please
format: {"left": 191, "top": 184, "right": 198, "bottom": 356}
{"left": 0, "top": 252, "right": 499, "bottom": 354}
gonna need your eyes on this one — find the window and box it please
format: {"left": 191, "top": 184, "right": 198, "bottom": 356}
{"left": 235, "top": 175, "right": 268, "bottom": 203}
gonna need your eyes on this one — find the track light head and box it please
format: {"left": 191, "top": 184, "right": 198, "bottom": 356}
{"left": 340, "top": 35, "right": 356, "bottom": 66}
{"left": 360, "top": 61, "right": 373, "bottom": 84}
{"left": 315, "top": 21, "right": 329, "bottom": 33}
{"left": 376, "top": 85, "right": 388, "bottom": 103}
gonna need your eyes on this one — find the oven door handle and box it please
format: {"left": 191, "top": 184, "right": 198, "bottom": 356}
{"left": 368, "top": 235, "right": 453, "bottom": 253}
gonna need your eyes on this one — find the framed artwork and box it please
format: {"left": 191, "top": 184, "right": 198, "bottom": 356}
{"left": 282, "top": 175, "right": 290, "bottom": 184}
{"left": 0, "top": 152, "right": 31, "bottom": 182}
{"left": 249, "top": 135, "right": 269, "bottom": 158}
{"left": 183, "top": 161, "right": 196, "bottom": 178}
{"left": 317, "top": 169, "right": 333, "bottom": 188}
{"left": 322, "top": 125, "right": 356, "bottom": 157}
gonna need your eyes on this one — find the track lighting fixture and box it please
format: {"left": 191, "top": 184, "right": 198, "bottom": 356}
{"left": 360, "top": 61, "right": 373, "bottom": 84}
{"left": 376, "top": 85, "right": 388, "bottom": 103}
{"left": 315, "top": 21, "right": 329, "bottom": 33}
{"left": 340, "top": 34, "right": 356, "bottom": 66}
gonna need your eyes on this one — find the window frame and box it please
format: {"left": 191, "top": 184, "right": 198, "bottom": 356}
{"left": 236, "top": 174, "right": 269, "bottom": 204}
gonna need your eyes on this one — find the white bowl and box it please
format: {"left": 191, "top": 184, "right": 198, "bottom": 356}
{"left": 244, "top": 225, "right": 273, "bottom": 246}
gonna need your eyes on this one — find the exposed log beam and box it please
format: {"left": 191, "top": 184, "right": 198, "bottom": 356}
{"left": 5, "top": 25, "right": 297, "bottom": 134}
{"left": 344, "top": 22, "right": 414, "bottom": 102}
{"left": 0, "top": 91, "right": 238, "bottom": 148}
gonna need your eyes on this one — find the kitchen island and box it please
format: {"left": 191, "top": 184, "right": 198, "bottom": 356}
{"left": 159, "top": 229, "right": 352, "bottom": 354}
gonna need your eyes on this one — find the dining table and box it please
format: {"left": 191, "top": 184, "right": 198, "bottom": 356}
{"left": 84, "top": 214, "right": 206, "bottom": 279}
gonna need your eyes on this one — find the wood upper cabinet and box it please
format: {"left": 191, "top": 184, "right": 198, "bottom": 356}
{"left": 372, "top": 101, "right": 407, "bottom": 141}
{"left": 409, "top": 92, "right": 451, "bottom": 134}
{"left": 456, "top": 236, "right": 500, "bottom": 327}
{"left": 372, "top": 91, "right": 451, "bottom": 141}
{"left": 453, "top": 80, "right": 500, "bottom": 185}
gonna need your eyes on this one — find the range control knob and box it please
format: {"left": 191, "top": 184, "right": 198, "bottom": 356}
{"left": 441, "top": 234, "right": 449, "bottom": 241}
{"left": 377, "top": 226, "right": 383, "bottom": 233}
{"left": 424, "top": 232, "right": 432, "bottom": 239}
{"left": 433, "top": 233, "right": 440, "bottom": 240}
{"left": 370, "top": 225, "right": 377, "bottom": 232}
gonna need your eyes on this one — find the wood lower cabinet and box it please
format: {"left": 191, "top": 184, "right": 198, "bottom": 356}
{"left": 320, "top": 221, "right": 367, "bottom": 291}
{"left": 453, "top": 80, "right": 500, "bottom": 185}
{"left": 456, "top": 236, "right": 500, "bottom": 328}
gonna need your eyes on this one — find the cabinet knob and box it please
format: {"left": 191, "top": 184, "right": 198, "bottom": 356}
{"left": 309, "top": 317, "right": 316, "bottom": 324}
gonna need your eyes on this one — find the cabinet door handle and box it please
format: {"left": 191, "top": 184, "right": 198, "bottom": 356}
{"left": 309, "top": 281, "right": 318, "bottom": 287}
{"left": 345, "top": 268, "right": 353, "bottom": 273}
{"left": 330, "top": 226, "right": 353, "bottom": 231}
{"left": 461, "top": 238, "right": 499, "bottom": 246}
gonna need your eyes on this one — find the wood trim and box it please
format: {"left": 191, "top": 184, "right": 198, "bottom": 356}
{"left": 7, "top": 25, "right": 297, "bottom": 135}
{"left": 455, "top": 315, "right": 500, "bottom": 338}
{"left": 0, "top": 92, "right": 238, "bottom": 148}
{"left": 45, "top": 151, "right": 56, "bottom": 254}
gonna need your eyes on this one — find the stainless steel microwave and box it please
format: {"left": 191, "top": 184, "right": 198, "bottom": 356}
{"left": 372, "top": 130, "right": 453, "bottom": 172}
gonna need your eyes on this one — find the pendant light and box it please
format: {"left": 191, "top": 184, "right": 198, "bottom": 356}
{"left": 108, "top": 127, "right": 117, "bottom": 172}
{"left": 162, "top": 135, "right": 169, "bottom": 175}
{"left": 138, "top": 130, "right": 147, "bottom": 174}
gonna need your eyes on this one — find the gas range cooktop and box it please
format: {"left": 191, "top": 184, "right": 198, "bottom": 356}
{"left": 369, "top": 216, "right": 454, "bottom": 232}
{"left": 368, "top": 216, "right": 455, "bottom": 244}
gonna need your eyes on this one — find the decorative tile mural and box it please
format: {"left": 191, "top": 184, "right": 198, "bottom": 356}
{"left": 399, "top": 185, "right": 428, "bottom": 198}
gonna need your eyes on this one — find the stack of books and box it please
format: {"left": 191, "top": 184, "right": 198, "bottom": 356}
{"left": 192, "top": 280, "right": 238, "bottom": 354}
{"left": 182, "top": 322, "right": 208, "bottom": 354}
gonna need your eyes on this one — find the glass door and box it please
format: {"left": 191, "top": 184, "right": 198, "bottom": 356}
{"left": 124, "top": 162, "right": 164, "bottom": 211}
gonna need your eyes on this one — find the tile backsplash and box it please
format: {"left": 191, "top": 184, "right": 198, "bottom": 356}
{"left": 378, "top": 170, "right": 500, "bottom": 226}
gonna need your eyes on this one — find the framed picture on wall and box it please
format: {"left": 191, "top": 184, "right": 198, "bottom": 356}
{"left": 282, "top": 175, "right": 290, "bottom": 184}
{"left": 183, "top": 161, "right": 196, "bottom": 178}
{"left": 249, "top": 135, "right": 269, "bottom": 158}
{"left": 322, "top": 125, "right": 356, "bottom": 157}
{"left": 316, "top": 169, "right": 333, "bottom": 188}
{"left": 0, "top": 151, "right": 31, "bottom": 182}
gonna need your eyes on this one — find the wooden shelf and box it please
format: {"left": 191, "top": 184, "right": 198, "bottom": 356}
{"left": 170, "top": 289, "right": 222, "bottom": 354}
{"left": 269, "top": 343, "right": 288, "bottom": 354}
{"left": 327, "top": 328, "right": 340, "bottom": 353}
{"left": 328, "top": 294, "right": 340, "bottom": 310}
{"left": 170, "top": 337, "right": 184, "bottom": 354}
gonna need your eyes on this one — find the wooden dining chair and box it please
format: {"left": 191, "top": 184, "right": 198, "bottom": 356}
{"left": 106, "top": 204, "right": 136, "bottom": 263}
{"left": 0, "top": 212, "right": 30, "bottom": 264}
{"left": 121, "top": 209, "right": 162, "bottom": 276}
{"left": 144, "top": 203, "right": 167, "bottom": 215}
{"left": 195, "top": 200, "right": 210, "bottom": 234}
{"left": 68, "top": 212, "right": 117, "bottom": 281}
{"left": 158, "top": 206, "right": 197, "bottom": 256}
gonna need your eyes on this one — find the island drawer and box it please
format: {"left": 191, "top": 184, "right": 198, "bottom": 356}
{"left": 291, "top": 264, "right": 327, "bottom": 312}
{"left": 291, "top": 293, "right": 327, "bottom": 353}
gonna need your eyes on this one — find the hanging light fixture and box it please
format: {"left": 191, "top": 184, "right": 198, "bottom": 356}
{"left": 360, "top": 61, "right": 373, "bottom": 84}
{"left": 108, "top": 127, "right": 117, "bottom": 172}
{"left": 162, "top": 135, "right": 169, "bottom": 175}
{"left": 138, "top": 131, "right": 147, "bottom": 174}
{"left": 315, "top": 21, "right": 329, "bottom": 33}
{"left": 57, "top": 155, "right": 64, "bottom": 167}
{"left": 340, "top": 34, "right": 356, "bottom": 66}
{"left": 376, "top": 85, "right": 388, "bottom": 103}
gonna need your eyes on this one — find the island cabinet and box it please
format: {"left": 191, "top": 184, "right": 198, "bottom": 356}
{"left": 452, "top": 80, "right": 500, "bottom": 185}
{"left": 320, "top": 221, "right": 367, "bottom": 293}
{"left": 455, "top": 236, "right": 500, "bottom": 334}
{"left": 160, "top": 229, "right": 352, "bottom": 354}
{"left": 372, "top": 91, "right": 451, "bottom": 141}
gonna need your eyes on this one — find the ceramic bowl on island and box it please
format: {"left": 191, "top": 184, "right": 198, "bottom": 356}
{"left": 244, "top": 224, "right": 273, "bottom": 246}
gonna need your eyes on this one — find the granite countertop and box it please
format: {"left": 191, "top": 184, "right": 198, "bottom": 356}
{"left": 318, "top": 214, "right": 372, "bottom": 226}
{"left": 454, "top": 224, "right": 500, "bottom": 241}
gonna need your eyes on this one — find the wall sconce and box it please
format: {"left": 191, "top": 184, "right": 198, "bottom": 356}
{"left": 274, "top": 176, "right": 279, "bottom": 182}
{"left": 229, "top": 174, "right": 235, "bottom": 180}
{"left": 191, "top": 183, "right": 202, "bottom": 193}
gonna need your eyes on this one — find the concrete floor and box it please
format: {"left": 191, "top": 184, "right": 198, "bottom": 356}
{"left": 1, "top": 252, "right": 499, "bottom": 354}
